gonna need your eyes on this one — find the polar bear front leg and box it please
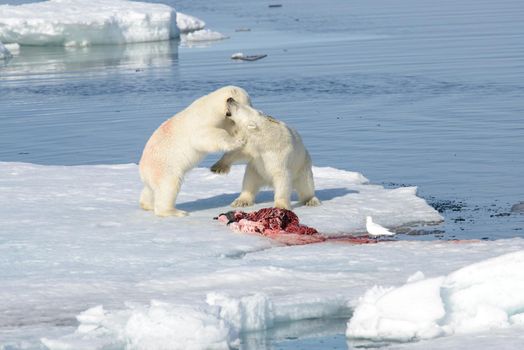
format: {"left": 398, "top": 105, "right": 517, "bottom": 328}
{"left": 272, "top": 171, "right": 292, "bottom": 210}
{"left": 211, "top": 149, "right": 247, "bottom": 174}
{"left": 194, "top": 128, "right": 246, "bottom": 154}
{"left": 153, "top": 178, "right": 188, "bottom": 217}
{"left": 231, "top": 163, "right": 263, "bottom": 207}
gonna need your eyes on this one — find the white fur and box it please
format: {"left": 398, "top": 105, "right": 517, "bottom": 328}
{"left": 139, "top": 86, "right": 251, "bottom": 217}
{"left": 211, "top": 100, "right": 320, "bottom": 209}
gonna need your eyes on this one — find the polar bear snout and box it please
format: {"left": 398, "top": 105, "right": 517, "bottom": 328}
{"left": 226, "top": 99, "right": 261, "bottom": 131}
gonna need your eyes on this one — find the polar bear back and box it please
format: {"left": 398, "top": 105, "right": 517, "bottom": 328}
{"left": 250, "top": 121, "right": 311, "bottom": 183}
{"left": 228, "top": 102, "right": 312, "bottom": 183}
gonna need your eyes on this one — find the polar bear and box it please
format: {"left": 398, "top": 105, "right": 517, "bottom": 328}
{"left": 139, "top": 86, "right": 251, "bottom": 217}
{"left": 211, "top": 98, "right": 321, "bottom": 209}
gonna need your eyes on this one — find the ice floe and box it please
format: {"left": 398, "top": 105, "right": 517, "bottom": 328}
{"left": 176, "top": 12, "right": 206, "bottom": 34}
{"left": 0, "top": 0, "right": 207, "bottom": 46}
{"left": 183, "top": 29, "right": 228, "bottom": 43}
{"left": 1, "top": 162, "right": 523, "bottom": 349}
{"left": 347, "top": 250, "right": 524, "bottom": 342}
{"left": 42, "top": 302, "right": 236, "bottom": 350}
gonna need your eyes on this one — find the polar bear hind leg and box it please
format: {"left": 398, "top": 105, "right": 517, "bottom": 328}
{"left": 153, "top": 178, "right": 188, "bottom": 217}
{"left": 294, "top": 167, "right": 321, "bottom": 207}
{"left": 139, "top": 186, "right": 154, "bottom": 211}
{"left": 231, "top": 163, "right": 264, "bottom": 207}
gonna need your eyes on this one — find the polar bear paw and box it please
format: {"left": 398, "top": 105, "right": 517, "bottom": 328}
{"left": 231, "top": 197, "right": 254, "bottom": 207}
{"left": 155, "top": 209, "right": 189, "bottom": 217}
{"left": 140, "top": 201, "right": 154, "bottom": 211}
{"left": 304, "top": 197, "right": 321, "bottom": 207}
{"left": 304, "top": 197, "right": 322, "bottom": 207}
{"left": 211, "top": 161, "right": 230, "bottom": 174}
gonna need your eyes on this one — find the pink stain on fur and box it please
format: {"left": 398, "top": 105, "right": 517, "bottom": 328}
{"left": 159, "top": 119, "right": 172, "bottom": 133}
{"left": 215, "top": 208, "right": 375, "bottom": 246}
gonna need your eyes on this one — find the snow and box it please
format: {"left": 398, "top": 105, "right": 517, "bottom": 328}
{"left": 0, "top": 40, "right": 11, "bottom": 59}
{"left": 1, "top": 162, "right": 523, "bottom": 349}
{"left": 176, "top": 12, "right": 206, "bottom": 34}
{"left": 387, "top": 328, "right": 524, "bottom": 350}
{"left": 347, "top": 250, "right": 524, "bottom": 342}
{"left": 42, "top": 302, "right": 236, "bottom": 350}
{"left": 183, "top": 29, "right": 228, "bottom": 42}
{"left": 0, "top": 1, "right": 207, "bottom": 46}
{"left": 207, "top": 293, "right": 274, "bottom": 332}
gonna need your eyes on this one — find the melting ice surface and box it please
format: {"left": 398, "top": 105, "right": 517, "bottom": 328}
{"left": 0, "top": 0, "right": 206, "bottom": 46}
{"left": 347, "top": 251, "right": 524, "bottom": 342}
{"left": 0, "top": 162, "right": 523, "bottom": 349}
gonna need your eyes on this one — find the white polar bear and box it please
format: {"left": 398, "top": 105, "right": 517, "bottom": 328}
{"left": 139, "top": 86, "right": 251, "bottom": 217}
{"left": 211, "top": 98, "right": 321, "bottom": 210}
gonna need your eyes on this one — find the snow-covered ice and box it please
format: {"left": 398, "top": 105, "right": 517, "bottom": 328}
{"left": 0, "top": 0, "right": 207, "bottom": 46}
{"left": 347, "top": 250, "right": 524, "bottom": 342}
{"left": 41, "top": 302, "right": 236, "bottom": 350}
{"left": 387, "top": 327, "right": 524, "bottom": 350}
{"left": 1, "top": 162, "right": 523, "bottom": 349}
{"left": 176, "top": 12, "right": 206, "bottom": 34}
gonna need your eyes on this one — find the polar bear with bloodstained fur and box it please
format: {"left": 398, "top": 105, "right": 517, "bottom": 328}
{"left": 139, "top": 86, "right": 251, "bottom": 217}
{"left": 211, "top": 98, "right": 321, "bottom": 210}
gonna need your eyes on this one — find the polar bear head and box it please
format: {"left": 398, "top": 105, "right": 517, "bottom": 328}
{"left": 226, "top": 97, "right": 279, "bottom": 131}
{"left": 214, "top": 85, "right": 251, "bottom": 116}
{"left": 190, "top": 86, "right": 252, "bottom": 129}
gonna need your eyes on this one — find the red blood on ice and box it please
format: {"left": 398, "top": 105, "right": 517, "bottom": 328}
{"left": 215, "top": 208, "right": 377, "bottom": 246}
{"left": 264, "top": 232, "right": 326, "bottom": 245}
